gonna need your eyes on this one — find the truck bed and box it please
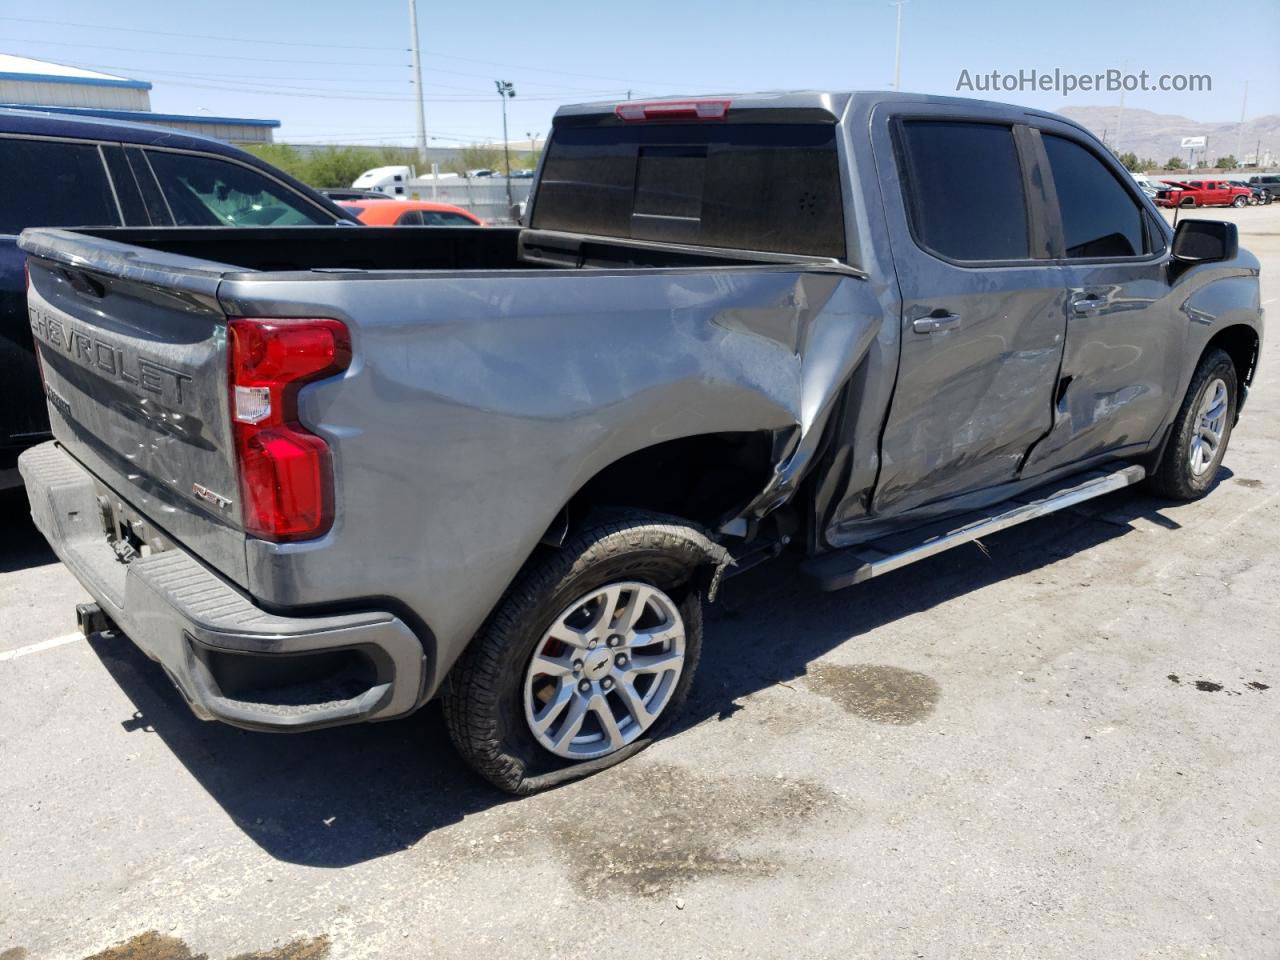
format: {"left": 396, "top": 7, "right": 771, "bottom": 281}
{"left": 47, "top": 225, "right": 837, "bottom": 275}
{"left": 19, "top": 224, "right": 859, "bottom": 637}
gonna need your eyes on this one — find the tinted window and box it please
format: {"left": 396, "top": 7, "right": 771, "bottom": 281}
{"left": 533, "top": 123, "right": 845, "bottom": 258}
{"left": 0, "top": 138, "right": 119, "bottom": 235}
{"left": 1043, "top": 134, "right": 1145, "bottom": 258}
{"left": 422, "top": 211, "right": 476, "bottom": 225}
{"left": 896, "top": 120, "right": 1029, "bottom": 261}
{"left": 145, "top": 150, "right": 332, "bottom": 226}
{"left": 394, "top": 210, "right": 423, "bottom": 225}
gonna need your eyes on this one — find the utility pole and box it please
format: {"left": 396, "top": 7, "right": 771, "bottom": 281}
{"left": 1114, "top": 83, "right": 1126, "bottom": 154}
{"left": 891, "top": 0, "right": 906, "bottom": 90}
{"left": 495, "top": 80, "right": 516, "bottom": 208}
{"left": 1235, "top": 79, "right": 1248, "bottom": 165}
{"left": 408, "top": 0, "right": 427, "bottom": 171}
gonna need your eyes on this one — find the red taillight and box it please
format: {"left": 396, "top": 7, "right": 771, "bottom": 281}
{"left": 615, "top": 99, "right": 731, "bottom": 122}
{"left": 228, "top": 317, "right": 351, "bottom": 542}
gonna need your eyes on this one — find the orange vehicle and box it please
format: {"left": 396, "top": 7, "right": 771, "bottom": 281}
{"left": 337, "top": 198, "right": 485, "bottom": 226}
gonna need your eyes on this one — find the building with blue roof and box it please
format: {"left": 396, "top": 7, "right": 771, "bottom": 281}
{"left": 0, "top": 53, "right": 278, "bottom": 144}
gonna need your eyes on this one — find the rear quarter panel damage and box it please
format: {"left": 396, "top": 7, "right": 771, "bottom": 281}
{"left": 218, "top": 266, "right": 887, "bottom": 695}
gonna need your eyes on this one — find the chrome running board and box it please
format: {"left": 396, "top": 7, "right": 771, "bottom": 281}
{"left": 807, "top": 465, "right": 1146, "bottom": 591}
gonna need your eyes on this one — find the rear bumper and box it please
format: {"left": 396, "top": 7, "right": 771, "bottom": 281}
{"left": 19, "top": 441, "right": 427, "bottom": 732}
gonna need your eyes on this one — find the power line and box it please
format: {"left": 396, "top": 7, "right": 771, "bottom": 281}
{"left": 0, "top": 21, "right": 681, "bottom": 86}
{"left": 57, "top": 59, "right": 479, "bottom": 92}
{"left": 131, "top": 76, "right": 627, "bottom": 103}
{"left": 0, "top": 36, "right": 404, "bottom": 68}
{"left": 0, "top": 38, "right": 641, "bottom": 93}
{"left": 0, "top": 15, "right": 407, "bottom": 51}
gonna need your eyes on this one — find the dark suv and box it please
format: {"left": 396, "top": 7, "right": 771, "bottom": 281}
{"left": 1249, "top": 175, "right": 1280, "bottom": 201}
{"left": 0, "top": 108, "right": 354, "bottom": 491}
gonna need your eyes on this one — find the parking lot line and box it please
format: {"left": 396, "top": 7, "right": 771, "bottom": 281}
{"left": 0, "top": 632, "right": 83, "bottom": 662}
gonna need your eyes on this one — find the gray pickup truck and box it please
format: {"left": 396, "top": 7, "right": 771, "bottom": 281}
{"left": 19, "top": 91, "right": 1263, "bottom": 793}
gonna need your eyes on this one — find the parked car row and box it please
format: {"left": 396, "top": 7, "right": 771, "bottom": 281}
{"left": 1152, "top": 178, "right": 1273, "bottom": 208}
{"left": 0, "top": 108, "right": 489, "bottom": 491}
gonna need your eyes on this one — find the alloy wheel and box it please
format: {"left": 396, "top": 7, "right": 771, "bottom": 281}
{"left": 523, "top": 581, "right": 686, "bottom": 759}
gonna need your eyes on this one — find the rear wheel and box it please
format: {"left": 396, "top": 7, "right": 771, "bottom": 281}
{"left": 1147, "top": 349, "right": 1237, "bottom": 500}
{"left": 443, "top": 511, "right": 721, "bottom": 794}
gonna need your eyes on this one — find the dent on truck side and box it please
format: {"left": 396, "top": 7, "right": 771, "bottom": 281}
{"left": 217, "top": 265, "right": 886, "bottom": 698}
{"left": 1171, "top": 252, "right": 1264, "bottom": 398}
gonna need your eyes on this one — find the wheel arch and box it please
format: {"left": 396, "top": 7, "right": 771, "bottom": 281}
{"left": 540, "top": 429, "right": 787, "bottom": 547}
{"left": 1204, "top": 323, "right": 1260, "bottom": 396}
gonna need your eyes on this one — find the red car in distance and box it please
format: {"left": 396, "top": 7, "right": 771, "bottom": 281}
{"left": 338, "top": 199, "right": 485, "bottom": 226}
{"left": 1154, "top": 180, "right": 1252, "bottom": 208}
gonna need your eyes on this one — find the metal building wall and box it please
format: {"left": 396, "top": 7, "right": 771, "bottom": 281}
{"left": 0, "top": 78, "right": 150, "bottom": 110}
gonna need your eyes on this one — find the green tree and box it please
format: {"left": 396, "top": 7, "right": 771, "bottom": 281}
{"left": 1117, "top": 151, "right": 1140, "bottom": 172}
{"left": 517, "top": 148, "right": 542, "bottom": 171}
{"left": 300, "top": 147, "right": 382, "bottom": 188}
{"left": 455, "top": 145, "right": 504, "bottom": 177}
{"left": 1165, "top": 156, "right": 1186, "bottom": 170}
{"left": 1140, "top": 158, "right": 1158, "bottom": 171}
{"left": 1213, "top": 155, "right": 1238, "bottom": 170}
{"left": 243, "top": 143, "right": 307, "bottom": 181}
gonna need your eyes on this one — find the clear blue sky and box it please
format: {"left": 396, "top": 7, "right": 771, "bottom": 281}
{"left": 2, "top": 1, "right": 1277, "bottom": 146}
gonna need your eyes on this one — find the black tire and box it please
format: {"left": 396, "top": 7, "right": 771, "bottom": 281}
{"left": 443, "top": 510, "right": 723, "bottom": 794}
{"left": 1147, "top": 348, "right": 1238, "bottom": 500}
{"left": 1232, "top": 195, "right": 1248, "bottom": 208}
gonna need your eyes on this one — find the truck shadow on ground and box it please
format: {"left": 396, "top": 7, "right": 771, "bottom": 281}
{"left": 86, "top": 484, "right": 1204, "bottom": 869}
{"left": 0, "top": 489, "right": 57, "bottom": 574}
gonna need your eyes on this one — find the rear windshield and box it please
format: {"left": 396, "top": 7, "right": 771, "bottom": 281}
{"left": 531, "top": 123, "right": 845, "bottom": 258}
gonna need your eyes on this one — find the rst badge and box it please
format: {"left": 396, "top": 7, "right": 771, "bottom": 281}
{"left": 192, "top": 483, "right": 233, "bottom": 511}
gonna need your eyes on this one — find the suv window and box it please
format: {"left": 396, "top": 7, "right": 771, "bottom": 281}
{"left": 896, "top": 120, "right": 1030, "bottom": 262}
{"left": 1043, "top": 134, "right": 1146, "bottom": 258}
{"left": 145, "top": 150, "right": 333, "bottom": 226}
{"left": 0, "top": 138, "right": 120, "bottom": 235}
{"left": 532, "top": 123, "right": 845, "bottom": 258}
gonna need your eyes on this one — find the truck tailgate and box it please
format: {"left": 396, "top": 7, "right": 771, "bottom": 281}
{"left": 21, "top": 228, "right": 249, "bottom": 585}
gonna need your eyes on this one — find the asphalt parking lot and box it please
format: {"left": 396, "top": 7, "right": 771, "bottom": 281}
{"left": 2, "top": 205, "right": 1277, "bottom": 960}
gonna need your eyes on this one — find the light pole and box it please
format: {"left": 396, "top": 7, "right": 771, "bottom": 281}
{"left": 495, "top": 80, "right": 516, "bottom": 208}
{"left": 526, "top": 129, "right": 541, "bottom": 171}
{"left": 408, "top": 0, "right": 427, "bottom": 170}
{"left": 891, "top": 0, "right": 906, "bottom": 90}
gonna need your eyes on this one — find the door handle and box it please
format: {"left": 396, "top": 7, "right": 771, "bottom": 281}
{"left": 912, "top": 312, "right": 961, "bottom": 334}
{"left": 1071, "top": 295, "right": 1105, "bottom": 314}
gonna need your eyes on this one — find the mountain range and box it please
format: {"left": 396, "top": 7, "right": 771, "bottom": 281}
{"left": 1057, "top": 105, "right": 1279, "bottom": 168}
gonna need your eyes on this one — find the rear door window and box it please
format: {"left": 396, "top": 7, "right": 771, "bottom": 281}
{"left": 144, "top": 150, "right": 334, "bottom": 226}
{"left": 0, "top": 138, "right": 120, "bottom": 235}
{"left": 1042, "top": 134, "right": 1147, "bottom": 258}
{"left": 532, "top": 123, "right": 845, "bottom": 258}
{"left": 895, "top": 120, "right": 1030, "bottom": 262}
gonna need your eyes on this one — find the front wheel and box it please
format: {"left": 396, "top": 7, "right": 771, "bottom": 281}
{"left": 1232, "top": 195, "right": 1248, "bottom": 208}
{"left": 443, "top": 511, "right": 723, "bottom": 793}
{"left": 1147, "top": 348, "right": 1238, "bottom": 500}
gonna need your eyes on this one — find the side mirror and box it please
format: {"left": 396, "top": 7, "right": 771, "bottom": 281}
{"left": 1172, "top": 219, "right": 1238, "bottom": 264}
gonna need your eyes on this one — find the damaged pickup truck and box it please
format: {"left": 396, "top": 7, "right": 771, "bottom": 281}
{"left": 19, "top": 92, "right": 1263, "bottom": 793}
